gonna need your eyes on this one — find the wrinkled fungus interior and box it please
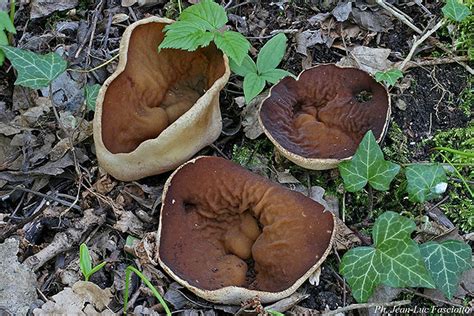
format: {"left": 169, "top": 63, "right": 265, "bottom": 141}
{"left": 260, "top": 65, "right": 389, "bottom": 159}
{"left": 159, "top": 157, "right": 334, "bottom": 292}
{"left": 101, "top": 22, "right": 225, "bottom": 153}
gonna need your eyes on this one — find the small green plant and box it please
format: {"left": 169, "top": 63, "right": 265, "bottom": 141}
{"left": 230, "top": 33, "right": 292, "bottom": 103}
{"left": 340, "top": 211, "right": 472, "bottom": 302}
{"left": 79, "top": 243, "right": 107, "bottom": 282}
{"left": 442, "top": 0, "right": 471, "bottom": 22}
{"left": 339, "top": 131, "right": 401, "bottom": 192}
{"left": 0, "top": 45, "right": 67, "bottom": 89}
{"left": 0, "top": 10, "right": 16, "bottom": 65}
{"left": 159, "top": 0, "right": 250, "bottom": 65}
{"left": 85, "top": 84, "right": 101, "bottom": 111}
{"left": 374, "top": 69, "right": 403, "bottom": 87}
{"left": 124, "top": 265, "right": 171, "bottom": 316}
{"left": 339, "top": 130, "right": 448, "bottom": 203}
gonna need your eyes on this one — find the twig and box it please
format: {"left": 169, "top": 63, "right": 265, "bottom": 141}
{"left": 322, "top": 299, "right": 411, "bottom": 315}
{"left": 67, "top": 54, "right": 119, "bottom": 73}
{"left": 399, "top": 19, "right": 445, "bottom": 71}
{"left": 403, "top": 289, "right": 467, "bottom": 309}
{"left": 376, "top": 0, "right": 422, "bottom": 33}
{"left": 5, "top": 186, "right": 81, "bottom": 210}
{"left": 376, "top": 0, "right": 474, "bottom": 75}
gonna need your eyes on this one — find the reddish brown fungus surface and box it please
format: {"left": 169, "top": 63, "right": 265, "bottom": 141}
{"left": 159, "top": 157, "right": 335, "bottom": 292}
{"left": 101, "top": 22, "right": 225, "bottom": 154}
{"left": 259, "top": 65, "right": 390, "bottom": 159}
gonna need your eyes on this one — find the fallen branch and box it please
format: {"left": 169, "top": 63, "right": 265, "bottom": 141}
{"left": 399, "top": 19, "right": 445, "bottom": 71}
{"left": 377, "top": 0, "right": 474, "bottom": 75}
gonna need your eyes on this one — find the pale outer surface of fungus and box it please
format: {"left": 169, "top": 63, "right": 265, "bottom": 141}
{"left": 259, "top": 64, "right": 391, "bottom": 170}
{"left": 157, "top": 156, "right": 336, "bottom": 304}
{"left": 93, "top": 17, "right": 230, "bottom": 181}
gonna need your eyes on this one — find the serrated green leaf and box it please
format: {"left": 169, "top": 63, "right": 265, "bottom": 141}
{"left": 420, "top": 240, "right": 472, "bottom": 299}
{"left": 79, "top": 243, "right": 92, "bottom": 278}
{"left": 375, "top": 69, "right": 403, "bottom": 87}
{"left": 339, "top": 131, "right": 400, "bottom": 192}
{"left": 159, "top": 21, "right": 214, "bottom": 51}
{"left": 85, "top": 84, "right": 100, "bottom": 111}
{"left": 256, "top": 33, "right": 287, "bottom": 74}
{"left": 442, "top": 0, "right": 471, "bottom": 22}
{"left": 405, "top": 163, "right": 447, "bottom": 203}
{"left": 180, "top": 0, "right": 227, "bottom": 30}
{"left": 0, "top": 45, "right": 67, "bottom": 89}
{"left": 260, "top": 68, "right": 292, "bottom": 84}
{"left": 340, "top": 211, "right": 436, "bottom": 303}
{"left": 214, "top": 30, "right": 250, "bottom": 65}
{"left": 229, "top": 54, "right": 257, "bottom": 77}
{"left": 0, "top": 11, "right": 16, "bottom": 34}
{"left": 243, "top": 72, "right": 265, "bottom": 103}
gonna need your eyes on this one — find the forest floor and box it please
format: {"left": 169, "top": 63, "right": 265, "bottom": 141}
{"left": 0, "top": 0, "right": 472, "bottom": 315}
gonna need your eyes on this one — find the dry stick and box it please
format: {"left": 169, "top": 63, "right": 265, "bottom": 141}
{"left": 376, "top": 0, "right": 474, "bottom": 75}
{"left": 321, "top": 299, "right": 411, "bottom": 316}
{"left": 399, "top": 19, "right": 445, "bottom": 71}
{"left": 376, "top": 0, "right": 422, "bottom": 33}
{"left": 403, "top": 290, "right": 468, "bottom": 309}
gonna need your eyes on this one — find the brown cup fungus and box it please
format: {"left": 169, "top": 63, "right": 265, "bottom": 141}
{"left": 157, "top": 156, "right": 335, "bottom": 304}
{"left": 259, "top": 64, "right": 390, "bottom": 170}
{"left": 93, "top": 17, "right": 230, "bottom": 181}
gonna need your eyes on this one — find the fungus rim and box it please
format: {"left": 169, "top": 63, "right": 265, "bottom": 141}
{"left": 156, "top": 156, "right": 336, "bottom": 304}
{"left": 258, "top": 64, "right": 391, "bottom": 170}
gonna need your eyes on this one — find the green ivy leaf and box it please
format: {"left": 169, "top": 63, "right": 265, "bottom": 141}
{"left": 260, "top": 68, "right": 292, "bottom": 84}
{"left": 256, "top": 33, "right": 287, "bottom": 74}
{"left": 339, "top": 131, "right": 401, "bottom": 192}
{"left": 229, "top": 54, "right": 257, "bottom": 77}
{"left": 85, "top": 84, "right": 101, "bottom": 111}
{"left": 420, "top": 240, "right": 472, "bottom": 299}
{"left": 340, "top": 211, "right": 436, "bottom": 303}
{"left": 243, "top": 72, "right": 265, "bottom": 103}
{"left": 375, "top": 69, "right": 403, "bottom": 87}
{"left": 214, "top": 30, "right": 250, "bottom": 65}
{"left": 0, "top": 11, "right": 16, "bottom": 34}
{"left": 405, "top": 164, "right": 447, "bottom": 203}
{"left": 0, "top": 45, "right": 67, "bottom": 89}
{"left": 180, "top": 0, "right": 227, "bottom": 30}
{"left": 442, "top": 0, "right": 470, "bottom": 22}
{"left": 160, "top": 21, "right": 214, "bottom": 51}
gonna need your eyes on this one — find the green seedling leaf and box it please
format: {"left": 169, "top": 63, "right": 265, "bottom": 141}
{"left": 442, "top": 0, "right": 470, "bottom": 22}
{"left": 0, "top": 31, "right": 7, "bottom": 65}
{"left": 405, "top": 163, "right": 447, "bottom": 202}
{"left": 0, "top": 45, "right": 67, "bottom": 89}
{"left": 79, "top": 243, "right": 92, "bottom": 280}
{"left": 339, "top": 131, "right": 401, "bottom": 192}
{"left": 124, "top": 266, "right": 172, "bottom": 316}
{"left": 89, "top": 261, "right": 107, "bottom": 276}
{"left": 214, "top": 30, "right": 250, "bottom": 65}
{"left": 180, "top": 0, "right": 227, "bottom": 30}
{"left": 260, "top": 68, "right": 292, "bottom": 84}
{"left": 267, "top": 311, "right": 285, "bottom": 316}
{"left": 229, "top": 54, "right": 257, "bottom": 77}
{"left": 160, "top": 21, "right": 214, "bottom": 51}
{"left": 256, "top": 33, "right": 287, "bottom": 73}
{"left": 340, "top": 211, "right": 435, "bottom": 303}
{"left": 84, "top": 84, "right": 101, "bottom": 111}
{"left": 420, "top": 240, "right": 472, "bottom": 299}
{"left": 0, "top": 11, "right": 16, "bottom": 34}
{"left": 243, "top": 72, "right": 265, "bottom": 103}
{"left": 375, "top": 69, "right": 403, "bottom": 87}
